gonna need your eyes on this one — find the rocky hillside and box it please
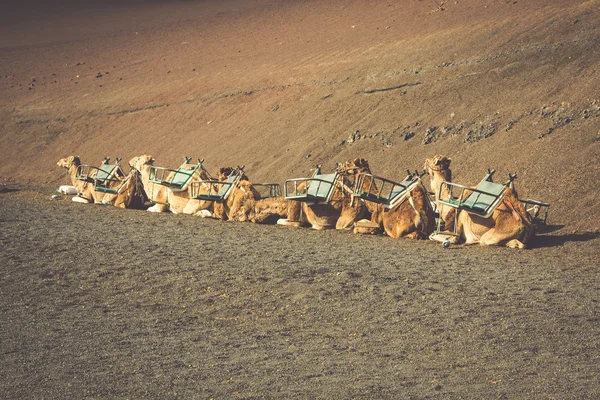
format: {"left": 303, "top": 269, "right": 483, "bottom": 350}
{"left": 1, "top": 0, "right": 599, "bottom": 231}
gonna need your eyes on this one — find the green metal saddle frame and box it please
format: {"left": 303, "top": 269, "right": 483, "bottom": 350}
{"left": 148, "top": 158, "right": 204, "bottom": 191}
{"left": 437, "top": 170, "right": 508, "bottom": 219}
{"left": 252, "top": 183, "right": 282, "bottom": 199}
{"left": 352, "top": 172, "right": 420, "bottom": 209}
{"left": 284, "top": 168, "right": 340, "bottom": 203}
{"left": 520, "top": 199, "right": 550, "bottom": 224}
{"left": 75, "top": 157, "right": 126, "bottom": 194}
{"left": 190, "top": 167, "right": 244, "bottom": 201}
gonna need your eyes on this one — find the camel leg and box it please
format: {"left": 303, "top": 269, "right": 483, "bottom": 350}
{"left": 147, "top": 204, "right": 169, "bottom": 212}
{"left": 72, "top": 196, "right": 91, "bottom": 204}
{"left": 506, "top": 239, "right": 527, "bottom": 249}
{"left": 479, "top": 229, "right": 525, "bottom": 248}
{"left": 404, "top": 231, "right": 427, "bottom": 240}
{"left": 312, "top": 224, "right": 334, "bottom": 230}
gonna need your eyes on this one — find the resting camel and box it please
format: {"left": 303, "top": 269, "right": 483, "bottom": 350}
{"left": 128, "top": 155, "right": 213, "bottom": 215}
{"left": 281, "top": 158, "right": 371, "bottom": 230}
{"left": 353, "top": 170, "right": 436, "bottom": 239}
{"left": 110, "top": 169, "right": 147, "bottom": 209}
{"left": 56, "top": 156, "right": 125, "bottom": 205}
{"left": 424, "top": 155, "right": 535, "bottom": 248}
{"left": 212, "top": 167, "right": 290, "bottom": 224}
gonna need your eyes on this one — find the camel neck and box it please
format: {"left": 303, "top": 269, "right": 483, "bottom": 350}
{"left": 430, "top": 169, "right": 453, "bottom": 221}
{"left": 430, "top": 172, "right": 450, "bottom": 200}
{"left": 68, "top": 164, "right": 79, "bottom": 186}
{"left": 138, "top": 164, "right": 151, "bottom": 187}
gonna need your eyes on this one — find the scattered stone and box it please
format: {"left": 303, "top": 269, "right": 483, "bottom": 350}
{"left": 305, "top": 153, "right": 312, "bottom": 159}
{"left": 347, "top": 130, "right": 362, "bottom": 144}
{"left": 423, "top": 126, "right": 439, "bottom": 145}
{"left": 505, "top": 119, "right": 517, "bottom": 131}
{"left": 465, "top": 120, "right": 499, "bottom": 143}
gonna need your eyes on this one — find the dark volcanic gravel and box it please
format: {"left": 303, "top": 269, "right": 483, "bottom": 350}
{"left": 1, "top": 187, "right": 599, "bottom": 399}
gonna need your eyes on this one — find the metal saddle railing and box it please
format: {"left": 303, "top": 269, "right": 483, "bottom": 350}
{"left": 436, "top": 170, "right": 509, "bottom": 219}
{"left": 190, "top": 167, "right": 244, "bottom": 201}
{"left": 284, "top": 167, "right": 340, "bottom": 203}
{"left": 520, "top": 199, "right": 550, "bottom": 224}
{"left": 252, "top": 183, "right": 282, "bottom": 199}
{"left": 148, "top": 157, "right": 204, "bottom": 191}
{"left": 75, "top": 164, "right": 99, "bottom": 183}
{"left": 352, "top": 170, "right": 421, "bottom": 209}
{"left": 94, "top": 158, "right": 127, "bottom": 194}
{"left": 74, "top": 157, "right": 126, "bottom": 193}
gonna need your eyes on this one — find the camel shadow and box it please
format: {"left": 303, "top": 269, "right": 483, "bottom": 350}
{"left": 0, "top": 186, "right": 20, "bottom": 194}
{"left": 533, "top": 225, "right": 599, "bottom": 248}
{"left": 534, "top": 224, "right": 564, "bottom": 234}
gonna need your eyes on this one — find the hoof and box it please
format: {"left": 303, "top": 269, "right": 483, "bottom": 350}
{"left": 197, "top": 209, "right": 213, "bottom": 218}
{"left": 72, "top": 196, "right": 90, "bottom": 204}
{"left": 277, "top": 219, "right": 302, "bottom": 227}
{"left": 353, "top": 219, "right": 380, "bottom": 235}
{"left": 58, "top": 185, "right": 78, "bottom": 195}
{"left": 147, "top": 204, "right": 165, "bottom": 213}
{"left": 429, "top": 232, "right": 459, "bottom": 244}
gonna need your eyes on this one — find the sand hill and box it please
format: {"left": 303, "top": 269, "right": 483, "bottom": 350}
{"left": 1, "top": 0, "right": 599, "bottom": 232}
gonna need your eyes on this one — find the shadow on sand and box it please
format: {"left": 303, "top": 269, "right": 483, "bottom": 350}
{"left": 533, "top": 225, "right": 599, "bottom": 248}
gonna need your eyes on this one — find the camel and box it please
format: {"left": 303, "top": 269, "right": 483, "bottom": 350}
{"left": 281, "top": 159, "right": 371, "bottom": 230}
{"left": 56, "top": 156, "right": 125, "bottom": 205}
{"left": 210, "top": 167, "right": 259, "bottom": 220}
{"left": 352, "top": 170, "right": 436, "bottom": 239}
{"left": 210, "top": 167, "right": 290, "bottom": 224}
{"left": 424, "top": 155, "right": 535, "bottom": 248}
{"left": 128, "top": 155, "right": 214, "bottom": 215}
{"left": 109, "top": 169, "right": 147, "bottom": 209}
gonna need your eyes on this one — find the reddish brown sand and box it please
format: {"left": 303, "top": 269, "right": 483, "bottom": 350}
{"left": 1, "top": 0, "right": 599, "bottom": 231}
{"left": 1, "top": 1, "right": 599, "bottom": 398}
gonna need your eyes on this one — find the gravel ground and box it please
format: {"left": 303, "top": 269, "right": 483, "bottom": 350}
{"left": 1, "top": 186, "right": 599, "bottom": 399}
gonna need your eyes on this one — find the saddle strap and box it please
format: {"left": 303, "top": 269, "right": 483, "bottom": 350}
{"left": 503, "top": 199, "right": 522, "bottom": 222}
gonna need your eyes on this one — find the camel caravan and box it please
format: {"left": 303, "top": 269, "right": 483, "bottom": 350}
{"left": 56, "top": 154, "right": 550, "bottom": 248}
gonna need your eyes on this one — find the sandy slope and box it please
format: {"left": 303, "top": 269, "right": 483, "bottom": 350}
{"left": 1, "top": 0, "right": 599, "bottom": 231}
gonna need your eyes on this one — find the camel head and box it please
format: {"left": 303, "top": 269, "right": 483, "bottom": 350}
{"left": 129, "top": 155, "right": 155, "bottom": 171}
{"left": 217, "top": 167, "right": 234, "bottom": 181}
{"left": 424, "top": 155, "right": 451, "bottom": 172}
{"left": 337, "top": 158, "right": 371, "bottom": 176}
{"left": 424, "top": 155, "right": 451, "bottom": 176}
{"left": 217, "top": 166, "right": 249, "bottom": 181}
{"left": 57, "top": 156, "right": 81, "bottom": 169}
{"left": 424, "top": 155, "right": 453, "bottom": 202}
